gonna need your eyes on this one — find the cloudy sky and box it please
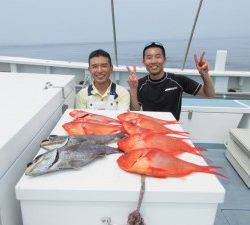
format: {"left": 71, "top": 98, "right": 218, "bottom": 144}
{"left": 0, "top": 0, "right": 250, "bottom": 45}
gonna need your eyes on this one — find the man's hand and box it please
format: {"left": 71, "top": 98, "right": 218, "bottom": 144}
{"left": 194, "top": 51, "right": 209, "bottom": 77}
{"left": 127, "top": 66, "right": 141, "bottom": 111}
{"left": 195, "top": 51, "right": 215, "bottom": 98}
{"left": 127, "top": 66, "right": 138, "bottom": 90}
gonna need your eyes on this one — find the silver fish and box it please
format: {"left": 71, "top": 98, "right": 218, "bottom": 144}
{"left": 40, "top": 132, "right": 126, "bottom": 151}
{"left": 25, "top": 143, "right": 121, "bottom": 176}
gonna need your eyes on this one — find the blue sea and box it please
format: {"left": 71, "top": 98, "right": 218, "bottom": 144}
{"left": 0, "top": 37, "right": 250, "bottom": 71}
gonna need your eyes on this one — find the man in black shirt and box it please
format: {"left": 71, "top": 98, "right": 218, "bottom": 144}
{"left": 127, "top": 42, "right": 215, "bottom": 120}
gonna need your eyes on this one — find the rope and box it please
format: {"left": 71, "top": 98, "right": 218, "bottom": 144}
{"left": 127, "top": 175, "right": 146, "bottom": 225}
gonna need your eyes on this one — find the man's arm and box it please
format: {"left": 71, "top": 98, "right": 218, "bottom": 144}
{"left": 117, "top": 87, "right": 130, "bottom": 111}
{"left": 198, "top": 74, "right": 215, "bottom": 97}
{"left": 194, "top": 51, "right": 215, "bottom": 98}
{"left": 127, "top": 66, "right": 141, "bottom": 111}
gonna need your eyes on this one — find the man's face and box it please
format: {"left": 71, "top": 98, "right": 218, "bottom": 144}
{"left": 89, "top": 56, "right": 113, "bottom": 85}
{"left": 143, "top": 47, "right": 166, "bottom": 76}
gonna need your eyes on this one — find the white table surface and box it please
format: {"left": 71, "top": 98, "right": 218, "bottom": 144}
{"left": 16, "top": 109, "right": 225, "bottom": 204}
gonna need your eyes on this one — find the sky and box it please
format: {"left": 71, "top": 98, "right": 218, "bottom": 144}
{"left": 0, "top": 0, "right": 250, "bottom": 45}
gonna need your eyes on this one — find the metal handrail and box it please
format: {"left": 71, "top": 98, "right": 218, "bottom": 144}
{"left": 110, "top": 0, "right": 119, "bottom": 66}
{"left": 181, "top": 0, "right": 204, "bottom": 70}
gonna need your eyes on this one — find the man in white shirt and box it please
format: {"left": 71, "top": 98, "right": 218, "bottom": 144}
{"left": 75, "top": 49, "right": 130, "bottom": 110}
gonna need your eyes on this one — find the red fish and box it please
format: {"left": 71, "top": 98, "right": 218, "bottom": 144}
{"left": 118, "top": 112, "right": 179, "bottom": 125}
{"left": 122, "top": 121, "right": 152, "bottom": 135}
{"left": 69, "top": 110, "right": 121, "bottom": 125}
{"left": 128, "top": 118, "right": 187, "bottom": 136}
{"left": 62, "top": 121, "right": 84, "bottom": 136}
{"left": 117, "top": 149, "right": 225, "bottom": 178}
{"left": 117, "top": 133, "right": 202, "bottom": 156}
{"left": 63, "top": 121, "right": 123, "bottom": 136}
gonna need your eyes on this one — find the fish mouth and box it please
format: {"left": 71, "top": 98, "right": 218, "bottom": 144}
{"left": 25, "top": 155, "right": 44, "bottom": 175}
{"left": 25, "top": 150, "right": 59, "bottom": 176}
{"left": 41, "top": 135, "right": 69, "bottom": 150}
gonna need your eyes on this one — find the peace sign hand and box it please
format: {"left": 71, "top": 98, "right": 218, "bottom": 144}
{"left": 194, "top": 51, "right": 209, "bottom": 77}
{"left": 127, "top": 66, "right": 138, "bottom": 90}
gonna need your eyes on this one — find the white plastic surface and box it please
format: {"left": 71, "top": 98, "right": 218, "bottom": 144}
{"left": 16, "top": 110, "right": 225, "bottom": 203}
{"left": 0, "top": 73, "right": 75, "bottom": 225}
{"left": 0, "top": 73, "right": 75, "bottom": 178}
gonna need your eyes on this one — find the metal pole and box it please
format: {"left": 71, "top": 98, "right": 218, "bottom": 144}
{"left": 181, "top": 0, "right": 204, "bottom": 70}
{"left": 110, "top": 0, "right": 118, "bottom": 66}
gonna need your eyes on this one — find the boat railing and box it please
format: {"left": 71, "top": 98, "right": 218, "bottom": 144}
{"left": 0, "top": 54, "right": 250, "bottom": 99}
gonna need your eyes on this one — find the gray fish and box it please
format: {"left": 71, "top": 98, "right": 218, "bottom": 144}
{"left": 25, "top": 143, "right": 121, "bottom": 176}
{"left": 41, "top": 132, "right": 126, "bottom": 151}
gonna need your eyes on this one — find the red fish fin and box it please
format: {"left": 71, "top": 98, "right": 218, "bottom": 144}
{"left": 192, "top": 152, "right": 212, "bottom": 163}
{"left": 175, "top": 130, "right": 189, "bottom": 135}
{"left": 195, "top": 147, "right": 207, "bottom": 151}
{"left": 165, "top": 120, "right": 180, "bottom": 125}
{"left": 69, "top": 110, "right": 89, "bottom": 119}
{"left": 167, "top": 135, "right": 191, "bottom": 140}
{"left": 199, "top": 165, "right": 227, "bottom": 179}
{"left": 148, "top": 167, "right": 168, "bottom": 178}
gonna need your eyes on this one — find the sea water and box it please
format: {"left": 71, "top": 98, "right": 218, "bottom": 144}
{"left": 0, "top": 37, "right": 249, "bottom": 71}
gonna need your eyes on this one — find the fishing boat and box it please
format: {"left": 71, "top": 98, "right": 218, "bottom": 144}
{"left": 0, "top": 0, "right": 250, "bottom": 225}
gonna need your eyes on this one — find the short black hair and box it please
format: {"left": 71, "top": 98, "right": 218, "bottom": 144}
{"left": 143, "top": 42, "right": 166, "bottom": 59}
{"left": 88, "top": 49, "right": 112, "bottom": 65}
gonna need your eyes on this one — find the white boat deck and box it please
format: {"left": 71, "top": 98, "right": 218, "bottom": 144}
{"left": 200, "top": 146, "right": 250, "bottom": 225}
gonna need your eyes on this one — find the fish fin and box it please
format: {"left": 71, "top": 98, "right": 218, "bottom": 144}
{"left": 193, "top": 152, "right": 213, "bottom": 163}
{"left": 195, "top": 147, "right": 207, "bottom": 151}
{"left": 199, "top": 165, "right": 228, "bottom": 179}
{"left": 148, "top": 167, "right": 168, "bottom": 178}
{"left": 68, "top": 160, "right": 87, "bottom": 169}
{"left": 66, "top": 143, "right": 81, "bottom": 151}
{"left": 174, "top": 130, "right": 189, "bottom": 135}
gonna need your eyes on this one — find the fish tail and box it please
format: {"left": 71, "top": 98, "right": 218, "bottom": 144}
{"left": 107, "top": 148, "right": 123, "bottom": 154}
{"left": 186, "top": 147, "right": 206, "bottom": 155}
{"left": 168, "top": 135, "right": 191, "bottom": 140}
{"left": 200, "top": 165, "right": 227, "bottom": 179}
{"left": 173, "top": 130, "right": 189, "bottom": 136}
{"left": 194, "top": 147, "right": 207, "bottom": 151}
{"left": 166, "top": 120, "right": 180, "bottom": 125}
{"left": 191, "top": 152, "right": 212, "bottom": 163}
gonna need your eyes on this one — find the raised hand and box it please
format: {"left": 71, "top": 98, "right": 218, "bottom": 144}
{"left": 127, "top": 66, "right": 138, "bottom": 90}
{"left": 194, "top": 51, "right": 209, "bottom": 77}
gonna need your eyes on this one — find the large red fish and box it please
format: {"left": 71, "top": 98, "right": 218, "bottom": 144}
{"left": 122, "top": 121, "right": 152, "bottom": 135}
{"left": 117, "top": 133, "right": 201, "bottom": 156}
{"left": 63, "top": 121, "right": 123, "bottom": 136}
{"left": 118, "top": 112, "right": 179, "bottom": 125}
{"left": 128, "top": 117, "right": 188, "bottom": 136}
{"left": 122, "top": 121, "right": 191, "bottom": 137}
{"left": 117, "top": 149, "right": 225, "bottom": 178}
{"left": 69, "top": 110, "right": 121, "bottom": 125}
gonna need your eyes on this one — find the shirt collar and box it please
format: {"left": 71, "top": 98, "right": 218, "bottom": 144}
{"left": 148, "top": 72, "right": 167, "bottom": 83}
{"left": 91, "top": 81, "right": 112, "bottom": 98}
